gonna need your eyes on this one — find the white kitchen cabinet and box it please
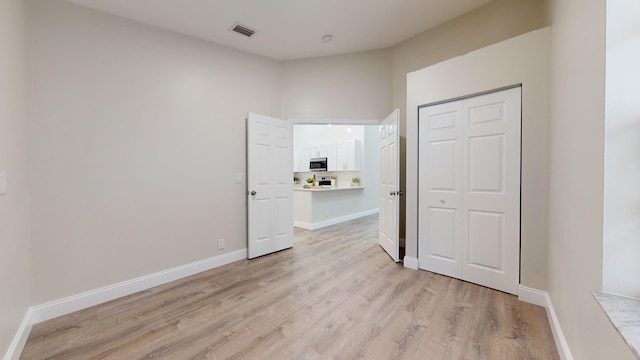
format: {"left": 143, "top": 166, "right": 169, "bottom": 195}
{"left": 298, "top": 147, "right": 311, "bottom": 172}
{"left": 335, "top": 140, "right": 361, "bottom": 171}
{"left": 293, "top": 148, "right": 300, "bottom": 172}
{"left": 311, "top": 145, "right": 328, "bottom": 158}
{"left": 327, "top": 144, "right": 337, "bottom": 171}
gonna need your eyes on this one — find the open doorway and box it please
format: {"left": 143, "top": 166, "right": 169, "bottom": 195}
{"left": 292, "top": 124, "right": 380, "bottom": 230}
{"left": 290, "top": 110, "right": 402, "bottom": 263}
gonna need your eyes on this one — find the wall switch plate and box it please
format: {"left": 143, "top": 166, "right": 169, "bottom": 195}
{"left": 235, "top": 173, "right": 242, "bottom": 183}
{"left": 217, "top": 238, "right": 225, "bottom": 250}
{"left": 0, "top": 171, "right": 6, "bottom": 195}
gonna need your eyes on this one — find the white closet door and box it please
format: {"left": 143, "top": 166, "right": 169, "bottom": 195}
{"left": 418, "top": 100, "right": 464, "bottom": 278}
{"left": 418, "top": 87, "right": 521, "bottom": 295}
{"left": 462, "top": 88, "right": 521, "bottom": 295}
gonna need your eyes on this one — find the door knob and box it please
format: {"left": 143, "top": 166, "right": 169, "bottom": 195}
{"left": 390, "top": 191, "right": 396, "bottom": 196}
{"left": 398, "top": 191, "right": 403, "bottom": 196}
{"left": 250, "top": 190, "right": 256, "bottom": 196}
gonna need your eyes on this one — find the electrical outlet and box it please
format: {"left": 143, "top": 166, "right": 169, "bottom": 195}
{"left": 217, "top": 238, "right": 225, "bottom": 250}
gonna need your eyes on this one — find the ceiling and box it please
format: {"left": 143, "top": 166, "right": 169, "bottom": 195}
{"left": 66, "top": 0, "right": 493, "bottom": 60}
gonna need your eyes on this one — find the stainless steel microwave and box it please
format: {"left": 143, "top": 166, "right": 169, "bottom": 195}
{"left": 309, "top": 157, "right": 327, "bottom": 172}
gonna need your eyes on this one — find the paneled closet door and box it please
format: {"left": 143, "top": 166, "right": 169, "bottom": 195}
{"left": 461, "top": 88, "right": 521, "bottom": 295}
{"left": 418, "top": 100, "right": 464, "bottom": 278}
{"left": 419, "top": 87, "right": 521, "bottom": 295}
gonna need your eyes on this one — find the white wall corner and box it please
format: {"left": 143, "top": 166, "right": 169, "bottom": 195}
{"left": 518, "top": 286, "right": 573, "bottom": 360}
{"left": 30, "top": 249, "right": 247, "bottom": 324}
{"left": 3, "top": 308, "right": 33, "bottom": 360}
{"left": 403, "top": 256, "right": 419, "bottom": 270}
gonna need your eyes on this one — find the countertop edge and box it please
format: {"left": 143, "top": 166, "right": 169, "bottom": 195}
{"left": 592, "top": 291, "right": 640, "bottom": 359}
{"left": 294, "top": 186, "right": 365, "bottom": 192}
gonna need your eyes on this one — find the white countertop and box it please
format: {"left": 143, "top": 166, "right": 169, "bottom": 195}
{"left": 593, "top": 291, "right": 640, "bottom": 359}
{"left": 294, "top": 185, "right": 364, "bottom": 192}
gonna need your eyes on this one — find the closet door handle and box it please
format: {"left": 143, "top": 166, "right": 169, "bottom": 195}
{"left": 250, "top": 190, "right": 256, "bottom": 196}
{"left": 390, "top": 191, "right": 396, "bottom": 196}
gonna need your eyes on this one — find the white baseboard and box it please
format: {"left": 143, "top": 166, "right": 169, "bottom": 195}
{"left": 31, "top": 249, "right": 247, "bottom": 324}
{"left": 518, "top": 286, "right": 573, "bottom": 360}
{"left": 294, "top": 208, "right": 379, "bottom": 230}
{"left": 3, "top": 309, "right": 32, "bottom": 360}
{"left": 403, "top": 256, "right": 419, "bottom": 270}
{"left": 518, "top": 285, "right": 548, "bottom": 307}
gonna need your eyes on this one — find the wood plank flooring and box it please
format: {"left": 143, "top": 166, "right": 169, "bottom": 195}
{"left": 21, "top": 215, "right": 559, "bottom": 359}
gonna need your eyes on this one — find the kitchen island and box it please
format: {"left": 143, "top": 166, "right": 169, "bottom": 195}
{"left": 293, "top": 185, "right": 378, "bottom": 230}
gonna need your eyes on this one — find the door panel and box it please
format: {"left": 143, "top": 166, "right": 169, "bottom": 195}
{"left": 379, "top": 109, "right": 400, "bottom": 262}
{"left": 427, "top": 207, "right": 457, "bottom": 261}
{"left": 419, "top": 87, "right": 521, "bottom": 295}
{"left": 462, "top": 88, "right": 520, "bottom": 294}
{"left": 419, "top": 101, "right": 464, "bottom": 278}
{"left": 468, "top": 135, "right": 504, "bottom": 193}
{"left": 467, "top": 210, "right": 504, "bottom": 271}
{"left": 428, "top": 141, "right": 456, "bottom": 191}
{"left": 248, "top": 113, "right": 294, "bottom": 259}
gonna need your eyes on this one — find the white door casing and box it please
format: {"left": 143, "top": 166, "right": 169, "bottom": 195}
{"left": 418, "top": 87, "right": 521, "bottom": 295}
{"left": 379, "top": 109, "right": 400, "bottom": 262}
{"left": 247, "top": 113, "right": 294, "bottom": 259}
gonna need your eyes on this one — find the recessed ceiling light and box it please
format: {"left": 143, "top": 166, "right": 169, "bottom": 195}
{"left": 322, "top": 34, "right": 333, "bottom": 43}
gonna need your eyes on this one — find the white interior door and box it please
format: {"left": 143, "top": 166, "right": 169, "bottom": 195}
{"left": 379, "top": 109, "right": 400, "bottom": 262}
{"left": 418, "top": 101, "right": 464, "bottom": 278}
{"left": 461, "top": 88, "right": 521, "bottom": 294}
{"left": 247, "top": 112, "right": 294, "bottom": 259}
{"left": 418, "top": 87, "right": 521, "bottom": 295}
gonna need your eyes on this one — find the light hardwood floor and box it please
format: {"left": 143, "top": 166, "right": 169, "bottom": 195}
{"left": 21, "top": 215, "right": 559, "bottom": 359}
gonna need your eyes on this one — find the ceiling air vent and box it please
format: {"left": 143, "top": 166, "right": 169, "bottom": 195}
{"left": 230, "top": 22, "right": 256, "bottom": 38}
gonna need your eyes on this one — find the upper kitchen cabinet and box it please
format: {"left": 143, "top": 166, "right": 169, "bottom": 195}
{"left": 294, "top": 147, "right": 311, "bottom": 172}
{"left": 311, "top": 145, "right": 328, "bottom": 158}
{"left": 327, "top": 144, "right": 337, "bottom": 171}
{"left": 336, "top": 140, "right": 361, "bottom": 171}
{"left": 293, "top": 140, "right": 360, "bottom": 172}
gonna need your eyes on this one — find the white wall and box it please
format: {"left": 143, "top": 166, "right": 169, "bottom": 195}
{"left": 407, "top": 29, "right": 551, "bottom": 291}
{"left": 603, "top": 0, "right": 640, "bottom": 299}
{"left": 546, "top": 0, "right": 636, "bottom": 358}
{"left": 293, "top": 125, "right": 365, "bottom": 149}
{"left": 28, "top": 0, "right": 281, "bottom": 305}
{"left": 0, "top": 0, "right": 31, "bottom": 357}
{"left": 363, "top": 126, "right": 381, "bottom": 212}
{"left": 281, "top": 50, "right": 392, "bottom": 120}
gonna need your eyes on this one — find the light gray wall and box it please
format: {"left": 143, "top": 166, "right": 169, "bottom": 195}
{"left": 391, "top": 0, "right": 549, "bottom": 253}
{"left": 603, "top": 0, "right": 640, "bottom": 299}
{"left": 28, "top": 0, "right": 281, "bottom": 304}
{"left": 546, "top": 0, "right": 636, "bottom": 358}
{"left": 392, "top": 0, "right": 549, "bottom": 125}
{"left": 407, "top": 28, "right": 551, "bottom": 295}
{"left": 281, "top": 50, "right": 393, "bottom": 120}
{"left": 0, "top": 0, "right": 31, "bottom": 356}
